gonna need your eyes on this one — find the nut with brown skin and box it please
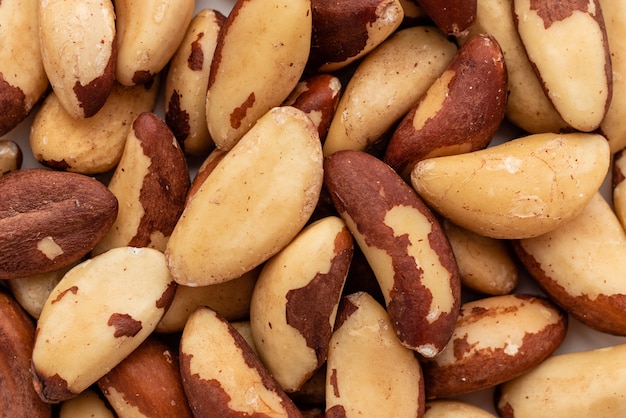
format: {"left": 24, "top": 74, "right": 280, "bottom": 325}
{"left": 415, "top": 0, "right": 476, "bottom": 36}
{"left": 612, "top": 149, "right": 626, "bottom": 229}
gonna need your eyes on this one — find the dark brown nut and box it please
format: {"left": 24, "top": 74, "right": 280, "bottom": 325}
{"left": 0, "top": 139, "right": 22, "bottom": 176}
{"left": 180, "top": 307, "right": 302, "bottom": 417}
{"left": 384, "top": 33, "right": 507, "bottom": 178}
{"left": 415, "top": 0, "right": 476, "bottom": 36}
{"left": 91, "top": 112, "right": 190, "bottom": 256}
{"left": 307, "top": 0, "right": 404, "bottom": 72}
{"left": 324, "top": 150, "right": 461, "bottom": 358}
{"left": 0, "top": 169, "right": 118, "bottom": 280}
{"left": 0, "top": 288, "right": 52, "bottom": 417}
{"left": 98, "top": 336, "right": 193, "bottom": 417}
{"left": 421, "top": 294, "right": 567, "bottom": 399}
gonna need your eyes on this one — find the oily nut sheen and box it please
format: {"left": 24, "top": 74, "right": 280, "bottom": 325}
{"left": 180, "top": 307, "right": 301, "bottom": 417}
{"left": 325, "top": 292, "right": 424, "bottom": 417}
{"left": 323, "top": 26, "right": 457, "bottom": 157}
{"left": 30, "top": 80, "right": 160, "bottom": 174}
{"left": 513, "top": 0, "right": 612, "bottom": 132}
{"left": 513, "top": 192, "right": 626, "bottom": 336}
{"left": 613, "top": 148, "right": 626, "bottom": 229}
{"left": 91, "top": 112, "right": 190, "bottom": 256}
{"left": 249, "top": 216, "right": 353, "bottom": 392}
{"left": 324, "top": 150, "right": 461, "bottom": 358}
{"left": 424, "top": 400, "right": 497, "bottom": 418}
{"left": 114, "top": 0, "right": 195, "bottom": 86}
{"left": 420, "top": 294, "right": 567, "bottom": 399}
{"left": 59, "top": 389, "right": 115, "bottom": 418}
{"left": 31, "top": 247, "right": 176, "bottom": 403}
{"left": 164, "top": 8, "right": 225, "bottom": 156}
{"left": 415, "top": 0, "right": 476, "bottom": 36}
{"left": 0, "top": 0, "right": 49, "bottom": 136}
{"left": 206, "top": 0, "right": 311, "bottom": 151}
{"left": 165, "top": 106, "right": 323, "bottom": 287}
{"left": 38, "top": 0, "right": 116, "bottom": 119}
{"left": 496, "top": 343, "right": 626, "bottom": 418}
{"left": 411, "top": 132, "right": 610, "bottom": 239}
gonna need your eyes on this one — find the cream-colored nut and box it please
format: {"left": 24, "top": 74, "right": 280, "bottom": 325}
{"left": 0, "top": 139, "right": 22, "bottom": 176}
{"left": 513, "top": 192, "right": 626, "bottom": 336}
{"left": 180, "top": 307, "right": 301, "bottom": 417}
{"left": 30, "top": 80, "right": 160, "bottom": 174}
{"left": 323, "top": 26, "right": 457, "bottom": 157}
{"left": 31, "top": 247, "right": 176, "bottom": 403}
{"left": 115, "top": 0, "right": 195, "bottom": 86}
{"left": 497, "top": 343, "right": 626, "bottom": 417}
{"left": 416, "top": 0, "right": 476, "bottom": 36}
{"left": 230, "top": 320, "right": 257, "bottom": 356}
{"left": 324, "top": 150, "right": 461, "bottom": 357}
{"left": 325, "top": 292, "right": 424, "bottom": 417}
{"left": 91, "top": 112, "right": 190, "bottom": 256}
{"left": 425, "top": 400, "right": 497, "bottom": 418}
{"left": 59, "top": 389, "right": 115, "bottom": 418}
{"left": 613, "top": 149, "right": 626, "bottom": 229}
{"left": 513, "top": 0, "right": 611, "bottom": 132}
{"left": 165, "top": 8, "right": 225, "bottom": 156}
{"left": 411, "top": 132, "right": 610, "bottom": 239}
{"left": 165, "top": 106, "right": 323, "bottom": 287}
{"left": 38, "top": 0, "right": 116, "bottom": 119}
{"left": 250, "top": 216, "right": 353, "bottom": 392}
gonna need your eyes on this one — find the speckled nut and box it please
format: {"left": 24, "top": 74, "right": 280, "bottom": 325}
{"left": 324, "top": 150, "right": 461, "bottom": 358}
{"left": 165, "top": 8, "right": 225, "bottom": 156}
{"left": 384, "top": 33, "right": 507, "bottom": 178}
{"left": 38, "top": 0, "right": 116, "bottom": 119}
{"left": 307, "top": 0, "right": 404, "bottom": 72}
{"left": 180, "top": 307, "right": 302, "bottom": 417}
{"left": 0, "top": 139, "right": 22, "bottom": 176}
{"left": 421, "top": 294, "right": 567, "bottom": 399}
{"left": 91, "top": 112, "right": 190, "bottom": 256}
{"left": 249, "top": 216, "right": 353, "bottom": 392}
{"left": 165, "top": 106, "right": 323, "bottom": 287}
{"left": 513, "top": 192, "right": 626, "bottom": 336}
{"left": 59, "top": 389, "right": 115, "bottom": 418}
{"left": 30, "top": 80, "right": 160, "bottom": 174}
{"left": 205, "top": 0, "right": 312, "bottom": 151}
{"left": 31, "top": 246, "right": 176, "bottom": 403}
{"left": 424, "top": 400, "right": 497, "bottom": 418}
{"left": 325, "top": 292, "right": 425, "bottom": 417}
{"left": 0, "top": 169, "right": 118, "bottom": 280}
{"left": 0, "top": 0, "right": 49, "bottom": 135}
{"left": 97, "top": 336, "right": 193, "bottom": 417}
{"left": 323, "top": 26, "right": 457, "bottom": 157}
{"left": 115, "top": 0, "right": 195, "bottom": 86}
{"left": 415, "top": 0, "right": 476, "bottom": 36}
{"left": 612, "top": 149, "right": 626, "bottom": 229}
{"left": 411, "top": 132, "right": 610, "bottom": 239}
{"left": 496, "top": 343, "right": 626, "bottom": 418}
{"left": 513, "top": 0, "right": 611, "bottom": 132}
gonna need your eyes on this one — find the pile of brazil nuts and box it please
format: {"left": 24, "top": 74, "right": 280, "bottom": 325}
{"left": 3, "top": 0, "right": 626, "bottom": 416}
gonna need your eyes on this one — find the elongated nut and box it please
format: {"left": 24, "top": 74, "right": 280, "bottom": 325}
{"left": 513, "top": 192, "right": 626, "bottom": 336}
{"left": 250, "top": 216, "right": 353, "bottom": 392}
{"left": 91, "top": 112, "right": 190, "bottom": 256}
{"left": 180, "top": 307, "right": 302, "bottom": 417}
{"left": 513, "top": 0, "right": 611, "bottom": 132}
{"left": 206, "top": 0, "right": 311, "bottom": 151}
{"left": 421, "top": 294, "right": 567, "bottom": 399}
{"left": 496, "top": 343, "right": 626, "bottom": 417}
{"left": 384, "top": 33, "right": 507, "bottom": 178}
{"left": 59, "top": 389, "right": 115, "bottom": 418}
{"left": 411, "top": 132, "right": 610, "bottom": 239}
{"left": 165, "top": 106, "right": 323, "bottom": 287}
{"left": 0, "top": 139, "right": 22, "bottom": 176}
{"left": 30, "top": 80, "right": 160, "bottom": 174}
{"left": 165, "top": 8, "right": 225, "bottom": 156}
{"left": 0, "top": 0, "right": 48, "bottom": 135}
{"left": 425, "top": 400, "right": 497, "bottom": 418}
{"left": 38, "top": 0, "right": 116, "bottom": 119}
{"left": 0, "top": 289, "right": 52, "bottom": 417}
{"left": 323, "top": 26, "right": 457, "bottom": 156}
{"left": 31, "top": 247, "right": 176, "bottom": 403}
{"left": 415, "top": 0, "right": 476, "bottom": 36}
{"left": 115, "top": 0, "right": 195, "bottom": 86}
{"left": 325, "top": 292, "right": 425, "bottom": 417}
{"left": 324, "top": 150, "right": 461, "bottom": 357}
{"left": 0, "top": 169, "right": 118, "bottom": 279}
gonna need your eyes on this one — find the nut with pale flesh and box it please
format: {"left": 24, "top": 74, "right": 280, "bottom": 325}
{"left": 0, "top": 139, "right": 22, "bottom": 176}
{"left": 424, "top": 400, "right": 497, "bottom": 418}
{"left": 59, "top": 389, "right": 115, "bottom": 418}
{"left": 612, "top": 149, "right": 626, "bottom": 229}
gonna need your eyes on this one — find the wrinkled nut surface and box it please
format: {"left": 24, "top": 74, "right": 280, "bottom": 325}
{"left": 180, "top": 307, "right": 302, "bottom": 417}
{"left": 325, "top": 292, "right": 424, "bottom": 417}
{"left": 31, "top": 247, "right": 176, "bottom": 403}
{"left": 324, "top": 150, "right": 461, "bottom": 357}
{"left": 58, "top": 389, "right": 115, "bottom": 418}
{"left": 0, "top": 139, "right": 23, "bottom": 176}
{"left": 0, "top": 169, "right": 118, "bottom": 280}
{"left": 166, "top": 106, "right": 323, "bottom": 287}
{"left": 38, "top": 0, "right": 116, "bottom": 119}
{"left": 206, "top": 0, "right": 312, "bottom": 151}
{"left": 411, "top": 132, "right": 610, "bottom": 239}
{"left": 424, "top": 400, "right": 497, "bottom": 418}
{"left": 421, "top": 294, "right": 567, "bottom": 399}
{"left": 416, "top": 0, "right": 476, "bottom": 36}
